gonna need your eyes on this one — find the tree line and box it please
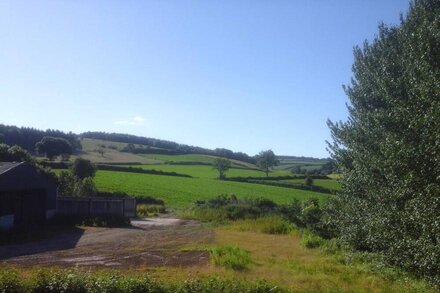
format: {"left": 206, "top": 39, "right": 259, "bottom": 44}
{"left": 0, "top": 124, "right": 81, "bottom": 153}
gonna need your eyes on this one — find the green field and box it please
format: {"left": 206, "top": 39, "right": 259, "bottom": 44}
{"left": 129, "top": 164, "right": 291, "bottom": 179}
{"left": 94, "top": 170, "right": 330, "bottom": 208}
{"left": 142, "top": 153, "right": 257, "bottom": 168}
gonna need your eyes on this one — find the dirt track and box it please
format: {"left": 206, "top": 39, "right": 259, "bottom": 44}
{"left": 0, "top": 218, "right": 213, "bottom": 268}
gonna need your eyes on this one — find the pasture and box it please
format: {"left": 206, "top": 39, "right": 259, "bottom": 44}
{"left": 94, "top": 170, "right": 329, "bottom": 208}
{"left": 129, "top": 163, "right": 292, "bottom": 179}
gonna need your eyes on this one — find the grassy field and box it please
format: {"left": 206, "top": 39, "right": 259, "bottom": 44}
{"left": 142, "top": 153, "right": 257, "bottom": 168}
{"left": 129, "top": 164, "right": 291, "bottom": 179}
{"left": 94, "top": 170, "right": 329, "bottom": 208}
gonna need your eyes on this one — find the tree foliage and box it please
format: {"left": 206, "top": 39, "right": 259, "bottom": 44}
{"left": 327, "top": 0, "right": 440, "bottom": 284}
{"left": 57, "top": 170, "right": 97, "bottom": 197}
{"left": 71, "top": 158, "right": 96, "bottom": 180}
{"left": 255, "top": 150, "right": 279, "bottom": 176}
{"left": 213, "top": 158, "right": 231, "bottom": 179}
{"left": 0, "top": 144, "right": 32, "bottom": 162}
{"left": 35, "top": 136, "right": 73, "bottom": 160}
{"left": 0, "top": 124, "right": 81, "bottom": 152}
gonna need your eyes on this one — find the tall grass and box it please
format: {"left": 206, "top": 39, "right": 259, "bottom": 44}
{"left": 209, "top": 245, "right": 252, "bottom": 270}
{"left": 228, "top": 216, "right": 294, "bottom": 235}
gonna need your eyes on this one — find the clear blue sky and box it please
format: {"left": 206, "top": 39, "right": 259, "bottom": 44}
{"left": 0, "top": 1, "right": 409, "bottom": 158}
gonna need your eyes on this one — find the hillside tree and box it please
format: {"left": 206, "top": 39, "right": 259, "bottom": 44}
{"left": 35, "top": 136, "right": 73, "bottom": 160}
{"left": 255, "top": 150, "right": 279, "bottom": 177}
{"left": 213, "top": 157, "right": 231, "bottom": 179}
{"left": 326, "top": 0, "right": 440, "bottom": 284}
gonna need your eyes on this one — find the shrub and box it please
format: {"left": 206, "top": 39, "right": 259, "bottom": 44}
{"left": 0, "top": 269, "right": 25, "bottom": 293}
{"left": 193, "top": 195, "right": 278, "bottom": 221}
{"left": 0, "top": 269, "right": 287, "bottom": 293}
{"left": 33, "top": 270, "right": 88, "bottom": 293}
{"left": 209, "top": 245, "right": 251, "bottom": 270}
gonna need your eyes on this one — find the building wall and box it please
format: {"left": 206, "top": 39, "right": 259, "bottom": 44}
{"left": 0, "top": 163, "right": 58, "bottom": 230}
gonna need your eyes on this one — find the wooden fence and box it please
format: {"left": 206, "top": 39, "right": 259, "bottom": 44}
{"left": 56, "top": 197, "right": 136, "bottom": 217}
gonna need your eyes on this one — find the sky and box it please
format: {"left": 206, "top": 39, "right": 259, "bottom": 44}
{"left": 0, "top": 1, "right": 410, "bottom": 158}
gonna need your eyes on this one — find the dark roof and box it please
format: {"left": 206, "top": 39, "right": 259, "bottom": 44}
{"left": 0, "top": 162, "right": 25, "bottom": 176}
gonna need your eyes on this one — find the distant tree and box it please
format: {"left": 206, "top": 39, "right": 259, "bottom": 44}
{"left": 123, "top": 143, "right": 136, "bottom": 153}
{"left": 290, "top": 165, "right": 302, "bottom": 174}
{"left": 97, "top": 146, "right": 105, "bottom": 157}
{"left": 213, "top": 158, "right": 231, "bottom": 179}
{"left": 319, "top": 160, "right": 337, "bottom": 175}
{"left": 255, "top": 150, "right": 279, "bottom": 177}
{"left": 35, "top": 136, "right": 73, "bottom": 160}
{"left": 305, "top": 176, "right": 314, "bottom": 189}
{"left": 71, "top": 158, "right": 96, "bottom": 179}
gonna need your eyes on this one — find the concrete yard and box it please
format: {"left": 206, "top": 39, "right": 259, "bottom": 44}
{"left": 0, "top": 218, "right": 213, "bottom": 268}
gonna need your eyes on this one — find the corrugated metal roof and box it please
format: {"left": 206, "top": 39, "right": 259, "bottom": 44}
{"left": 0, "top": 162, "right": 24, "bottom": 176}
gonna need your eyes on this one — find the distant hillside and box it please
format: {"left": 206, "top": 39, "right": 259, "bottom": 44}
{"left": 275, "top": 155, "right": 330, "bottom": 173}
{"left": 0, "top": 124, "right": 328, "bottom": 168}
{"left": 81, "top": 131, "right": 256, "bottom": 164}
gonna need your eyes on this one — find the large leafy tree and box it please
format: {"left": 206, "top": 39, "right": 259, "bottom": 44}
{"left": 327, "top": 0, "right": 439, "bottom": 284}
{"left": 35, "top": 136, "right": 73, "bottom": 160}
{"left": 255, "top": 150, "right": 279, "bottom": 177}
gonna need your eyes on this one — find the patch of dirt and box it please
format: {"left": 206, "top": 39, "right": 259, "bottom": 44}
{"left": 0, "top": 218, "right": 213, "bottom": 268}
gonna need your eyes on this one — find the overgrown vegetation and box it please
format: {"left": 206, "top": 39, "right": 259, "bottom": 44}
{"left": 209, "top": 245, "right": 252, "bottom": 270}
{"left": 57, "top": 158, "right": 98, "bottom": 197}
{"left": 0, "top": 269, "right": 286, "bottom": 293}
{"left": 228, "top": 216, "right": 294, "bottom": 235}
{"left": 327, "top": 0, "right": 440, "bottom": 285}
{"left": 136, "top": 204, "right": 166, "bottom": 217}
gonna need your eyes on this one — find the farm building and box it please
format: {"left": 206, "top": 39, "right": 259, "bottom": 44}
{"left": 0, "top": 162, "right": 57, "bottom": 231}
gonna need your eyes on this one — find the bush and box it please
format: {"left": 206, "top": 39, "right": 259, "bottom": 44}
{"left": 209, "top": 245, "right": 251, "bottom": 270}
{"left": 193, "top": 195, "right": 278, "bottom": 221}
{"left": 0, "top": 269, "right": 287, "bottom": 293}
{"left": 0, "top": 269, "right": 25, "bottom": 293}
{"left": 33, "top": 270, "right": 88, "bottom": 293}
